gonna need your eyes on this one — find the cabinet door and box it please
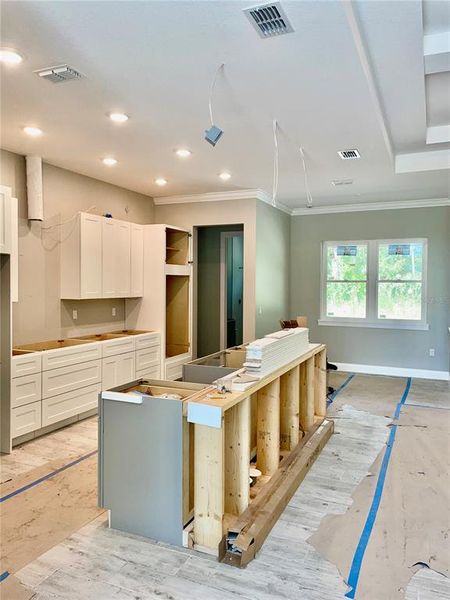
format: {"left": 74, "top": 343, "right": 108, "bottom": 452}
{"left": 102, "top": 352, "right": 135, "bottom": 389}
{"left": 102, "top": 218, "right": 116, "bottom": 298}
{"left": 117, "top": 351, "right": 135, "bottom": 384}
{"left": 115, "top": 221, "right": 131, "bottom": 297}
{"left": 0, "top": 185, "right": 12, "bottom": 255}
{"left": 130, "top": 224, "right": 143, "bottom": 297}
{"left": 11, "top": 197, "right": 18, "bottom": 301}
{"left": 80, "top": 213, "right": 102, "bottom": 298}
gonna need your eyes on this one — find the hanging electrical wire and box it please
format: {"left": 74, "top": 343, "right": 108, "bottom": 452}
{"left": 205, "top": 63, "right": 225, "bottom": 146}
{"left": 299, "top": 147, "right": 313, "bottom": 208}
{"left": 272, "top": 119, "right": 279, "bottom": 207}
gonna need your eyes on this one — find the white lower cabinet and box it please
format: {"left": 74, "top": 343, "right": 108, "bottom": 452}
{"left": 136, "top": 345, "right": 160, "bottom": 372}
{"left": 12, "top": 401, "right": 42, "bottom": 438}
{"left": 102, "top": 352, "right": 136, "bottom": 390}
{"left": 11, "top": 373, "right": 42, "bottom": 409}
{"left": 43, "top": 360, "right": 102, "bottom": 399}
{"left": 42, "top": 384, "right": 101, "bottom": 427}
{"left": 165, "top": 354, "right": 191, "bottom": 381}
{"left": 136, "top": 365, "right": 161, "bottom": 380}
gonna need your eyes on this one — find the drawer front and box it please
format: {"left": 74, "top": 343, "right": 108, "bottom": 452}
{"left": 11, "top": 353, "right": 42, "bottom": 378}
{"left": 42, "top": 384, "right": 100, "bottom": 427}
{"left": 43, "top": 360, "right": 101, "bottom": 399}
{"left": 102, "top": 352, "right": 136, "bottom": 390}
{"left": 42, "top": 343, "right": 101, "bottom": 371}
{"left": 102, "top": 336, "right": 135, "bottom": 358}
{"left": 136, "top": 346, "right": 160, "bottom": 371}
{"left": 165, "top": 354, "right": 192, "bottom": 381}
{"left": 11, "top": 373, "right": 42, "bottom": 408}
{"left": 12, "top": 401, "right": 42, "bottom": 438}
{"left": 136, "top": 365, "right": 161, "bottom": 380}
{"left": 134, "top": 333, "right": 160, "bottom": 351}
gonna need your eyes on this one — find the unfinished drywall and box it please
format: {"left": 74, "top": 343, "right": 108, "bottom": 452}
{"left": 0, "top": 149, "right": 154, "bottom": 344}
{"left": 154, "top": 198, "right": 257, "bottom": 347}
{"left": 255, "top": 201, "right": 290, "bottom": 338}
{"left": 290, "top": 206, "right": 450, "bottom": 374}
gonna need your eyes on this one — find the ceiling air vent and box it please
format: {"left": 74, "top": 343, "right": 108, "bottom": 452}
{"left": 243, "top": 2, "right": 294, "bottom": 38}
{"left": 338, "top": 149, "right": 361, "bottom": 160}
{"left": 332, "top": 179, "right": 354, "bottom": 187}
{"left": 34, "top": 65, "right": 84, "bottom": 83}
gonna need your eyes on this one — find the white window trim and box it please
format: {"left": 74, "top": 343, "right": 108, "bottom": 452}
{"left": 319, "top": 238, "right": 428, "bottom": 331}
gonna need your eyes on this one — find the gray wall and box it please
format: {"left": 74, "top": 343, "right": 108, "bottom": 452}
{"left": 197, "top": 225, "right": 243, "bottom": 357}
{"left": 1, "top": 149, "right": 154, "bottom": 344}
{"left": 255, "top": 201, "right": 290, "bottom": 338}
{"left": 290, "top": 207, "right": 450, "bottom": 373}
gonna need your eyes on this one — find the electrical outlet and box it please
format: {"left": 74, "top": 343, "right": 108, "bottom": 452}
{"left": 112, "top": 307, "right": 116, "bottom": 317}
{"left": 429, "top": 348, "right": 435, "bottom": 357}
{"left": 72, "top": 309, "right": 78, "bottom": 320}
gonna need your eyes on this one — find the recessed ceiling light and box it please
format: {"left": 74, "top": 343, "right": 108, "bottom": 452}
{"left": 102, "top": 157, "right": 117, "bottom": 166}
{"left": 23, "top": 126, "right": 42, "bottom": 137}
{"left": 155, "top": 178, "right": 168, "bottom": 186}
{"left": 0, "top": 49, "right": 23, "bottom": 64}
{"left": 218, "top": 171, "right": 231, "bottom": 181}
{"left": 175, "top": 148, "right": 192, "bottom": 158}
{"left": 109, "top": 112, "right": 129, "bottom": 123}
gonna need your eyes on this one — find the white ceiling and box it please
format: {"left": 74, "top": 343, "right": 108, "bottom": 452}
{"left": 1, "top": 0, "right": 449, "bottom": 209}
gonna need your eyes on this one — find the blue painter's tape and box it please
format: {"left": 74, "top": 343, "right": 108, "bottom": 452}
{"left": 0, "top": 449, "right": 98, "bottom": 504}
{"left": 345, "top": 377, "right": 411, "bottom": 598}
{"left": 0, "top": 571, "right": 10, "bottom": 583}
{"left": 327, "top": 373, "right": 355, "bottom": 407}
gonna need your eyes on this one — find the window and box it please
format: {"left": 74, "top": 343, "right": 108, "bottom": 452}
{"left": 320, "top": 239, "right": 427, "bottom": 329}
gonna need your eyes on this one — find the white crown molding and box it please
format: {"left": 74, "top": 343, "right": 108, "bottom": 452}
{"left": 335, "top": 362, "right": 449, "bottom": 381}
{"left": 291, "top": 197, "right": 450, "bottom": 216}
{"left": 154, "top": 188, "right": 293, "bottom": 215}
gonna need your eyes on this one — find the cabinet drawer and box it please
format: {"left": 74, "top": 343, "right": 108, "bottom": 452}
{"left": 42, "top": 343, "right": 101, "bottom": 371}
{"left": 12, "top": 401, "right": 42, "bottom": 438}
{"left": 134, "top": 333, "right": 160, "bottom": 351}
{"left": 42, "top": 384, "right": 100, "bottom": 427}
{"left": 43, "top": 360, "right": 101, "bottom": 399}
{"left": 11, "top": 373, "right": 42, "bottom": 408}
{"left": 165, "top": 355, "right": 191, "bottom": 381}
{"left": 136, "top": 346, "right": 160, "bottom": 371}
{"left": 102, "top": 336, "right": 135, "bottom": 358}
{"left": 136, "top": 365, "right": 161, "bottom": 380}
{"left": 11, "top": 352, "right": 42, "bottom": 378}
{"left": 102, "top": 352, "right": 136, "bottom": 390}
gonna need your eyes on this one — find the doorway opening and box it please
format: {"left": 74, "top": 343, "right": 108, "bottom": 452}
{"left": 195, "top": 225, "right": 244, "bottom": 358}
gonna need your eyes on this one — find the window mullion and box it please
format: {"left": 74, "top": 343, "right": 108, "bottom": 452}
{"left": 367, "top": 240, "right": 377, "bottom": 321}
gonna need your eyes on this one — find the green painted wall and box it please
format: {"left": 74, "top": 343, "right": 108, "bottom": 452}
{"left": 290, "top": 206, "right": 450, "bottom": 372}
{"left": 255, "top": 202, "right": 290, "bottom": 338}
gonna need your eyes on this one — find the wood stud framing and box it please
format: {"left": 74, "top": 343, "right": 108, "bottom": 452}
{"left": 191, "top": 344, "right": 329, "bottom": 559}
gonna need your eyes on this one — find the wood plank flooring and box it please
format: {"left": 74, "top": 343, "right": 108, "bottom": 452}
{"left": 2, "top": 375, "right": 449, "bottom": 599}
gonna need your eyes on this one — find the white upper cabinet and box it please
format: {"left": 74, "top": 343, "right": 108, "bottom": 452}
{"left": 102, "top": 218, "right": 117, "bottom": 298}
{"left": 61, "top": 212, "right": 143, "bottom": 299}
{"left": 80, "top": 214, "right": 103, "bottom": 298}
{"left": 130, "top": 224, "right": 144, "bottom": 297}
{"left": 0, "top": 185, "right": 12, "bottom": 255}
{"left": 115, "top": 221, "right": 131, "bottom": 297}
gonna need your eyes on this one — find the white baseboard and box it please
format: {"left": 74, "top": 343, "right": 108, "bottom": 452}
{"left": 334, "top": 362, "right": 449, "bottom": 381}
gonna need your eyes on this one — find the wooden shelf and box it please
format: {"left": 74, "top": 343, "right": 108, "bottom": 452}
{"left": 166, "top": 275, "right": 190, "bottom": 358}
{"left": 166, "top": 228, "right": 189, "bottom": 265}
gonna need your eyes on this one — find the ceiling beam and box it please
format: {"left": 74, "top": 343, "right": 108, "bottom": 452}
{"left": 395, "top": 149, "right": 450, "bottom": 173}
{"left": 424, "top": 32, "right": 450, "bottom": 75}
{"left": 426, "top": 124, "right": 450, "bottom": 144}
{"left": 342, "top": 0, "right": 394, "bottom": 165}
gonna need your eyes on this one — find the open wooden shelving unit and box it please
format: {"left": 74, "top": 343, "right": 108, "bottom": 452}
{"left": 127, "top": 224, "right": 192, "bottom": 379}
